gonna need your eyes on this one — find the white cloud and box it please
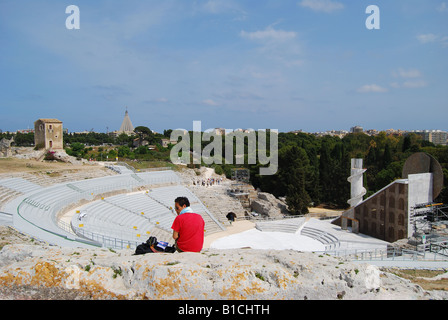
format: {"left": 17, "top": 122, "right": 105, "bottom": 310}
{"left": 203, "top": 0, "right": 234, "bottom": 13}
{"left": 402, "top": 80, "right": 428, "bottom": 88}
{"left": 390, "top": 68, "right": 427, "bottom": 89}
{"left": 298, "top": 0, "right": 344, "bottom": 13}
{"left": 240, "top": 26, "right": 297, "bottom": 42}
{"left": 417, "top": 33, "right": 440, "bottom": 44}
{"left": 284, "top": 59, "right": 305, "bottom": 67}
{"left": 203, "top": 0, "right": 228, "bottom": 13}
{"left": 202, "top": 99, "right": 219, "bottom": 106}
{"left": 357, "top": 84, "right": 388, "bottom": 93}
{"left": 437, "top": 2, "right": 448, "bottom": 12}
{"left": 199, "top": 0, "right": 247, "bottom": 20}
{"left": 392, "top": 68, "right": 422, "bottom": 79}
{"left": 443, "top": 36, "right": 448, "bottom": 46}
{"left": 417, "top": 33, "right": 448, "bottom": 47}
{"left": 240, "top": 26, "right": 303, "bottom": 68}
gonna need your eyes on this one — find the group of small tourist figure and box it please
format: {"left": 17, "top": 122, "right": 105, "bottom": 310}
{"left": 192, "top": 177, "right": 223, "bottom": 187}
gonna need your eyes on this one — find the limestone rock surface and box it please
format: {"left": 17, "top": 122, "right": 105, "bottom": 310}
{"left": 251, "top": 192, "right": 288, "bottom": 219}
{"left": 0, "top": 244, "right": 443, "bottom": 300}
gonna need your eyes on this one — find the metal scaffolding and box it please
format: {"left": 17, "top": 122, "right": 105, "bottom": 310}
{"left": 410, "top": 202, "right": 448, "bottom": 256}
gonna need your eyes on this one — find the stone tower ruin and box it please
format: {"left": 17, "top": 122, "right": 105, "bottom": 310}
{"left": 34, "top": 118, "right": 63, "bottom": 150}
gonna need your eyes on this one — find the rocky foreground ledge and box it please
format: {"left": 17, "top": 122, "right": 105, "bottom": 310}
{"left": 1, "top": 243, "right": 447, "bottom": 300}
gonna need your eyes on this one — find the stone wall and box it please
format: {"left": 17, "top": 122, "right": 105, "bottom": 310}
{"left": 354, "top": 181, "right": 408, "bottom": 242}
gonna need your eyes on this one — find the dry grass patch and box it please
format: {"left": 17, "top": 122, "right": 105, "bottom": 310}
{"left": 0, "top": 158, "right": 78, "bottom": 174}
{"left": 385, "top": 268, "right": 448, "bottom": 291}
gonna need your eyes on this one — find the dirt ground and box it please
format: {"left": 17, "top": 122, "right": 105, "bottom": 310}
{"left": 307, "top": 206, "right": 343, "bottom": 218}
{"left": 0, "top": 158, "right": 95, "bottom": 174}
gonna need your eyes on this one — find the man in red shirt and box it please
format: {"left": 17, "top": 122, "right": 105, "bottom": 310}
{"left": 171, "top": 197, "right": 205, "bottom": 252}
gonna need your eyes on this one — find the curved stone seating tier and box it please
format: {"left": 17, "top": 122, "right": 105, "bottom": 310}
{"left": 72, "top": 184, "right": 226, "bottom": 247}
{"left": 146, "top": 185, "right": 198, "bottom": 208}
{"left": 300, "top": 227, "right": 341, "bottom": 251}
{"left": 9, "top": 170, "right": 188, "bottom": 248}
{"left": 19, "top": 185, "right": 85, "bottom": 234}
{"left": 60, "top": 170, "right": 181, "bottom": 195}
{"left": 71, "top": 192, "right": 177, "bottom": 243}
{"left": 137, "top": 171, "right": 182, "bottom": 186}
{"left": 72, "top": 201, "right": 170, "bottom": 244}
{"left": 254, "top": 218, "right": 341, "bottom": 251}
{"left": 255, "top": 218, "right": 306, "bottom": 233}
{"left": 0, "top": 186, "right": 23, "bottom": 210}
{"left": 0, "top": 177, "right": 42, "bottom": 194}
{"left": 147, "top": 185, "right": 226, "bottom": 234}
{"left": 106, "top": 165, "right": 134, "bottom": 175}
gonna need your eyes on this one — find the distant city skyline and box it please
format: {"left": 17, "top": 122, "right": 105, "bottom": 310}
{"left": 1, "top": 1, "right": 447, "bottom": 133}
{"left": 7, "top": 116, "right": 448, "bottom": 136}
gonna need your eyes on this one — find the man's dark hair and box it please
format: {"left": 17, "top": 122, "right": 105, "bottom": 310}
{"left": 175, "top": 196, "right": 190, "bottom": 207}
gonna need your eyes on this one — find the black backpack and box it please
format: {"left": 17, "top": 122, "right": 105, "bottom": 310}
{"left": 134, "top": 236, "right": 158, "bottom": 255}
{"left": 134, "top": 236, "right": 176, "bottom": 255}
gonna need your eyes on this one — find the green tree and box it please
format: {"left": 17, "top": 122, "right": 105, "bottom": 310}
{"left": 318, "top": 141, "right": 350, "bottom": 208}
{"left": 278, "top": 146, "right": 311, "bottom": 215}
{"left": 117, "top": 146, "right": 131, "bottom": 158}
{"left": 402, "top": 135, "right": 412, "bottom": 152}
{"left": 163, "top": 129, "right": 173, "bottom": 138}
{"left": 135, "top": 145, "right": 148, "bottom": 155}
{"left": 66, "top": 142, "right": 85, "bottom": 158}
{"left": 14, "top": 132, "right": 34, "bottom": 146}
{"left": 116, "top": 133, "right": 133, "bottom": 146}
{"left": 213, "top": 165, "right": 223, "bottom": 175}
{"left": 330, "top": 142, "right": 350, "bottom": 208}
{"left": 134, "top": 126, "right": 155, "bottom": 146}
{"left": 382, "top": 143, "right": 392, "bottom": 169}
{"left": 319, "top": 142, "right": 333, "bottom": 204}
{"left": 437, "top": 168, "right": 448, "bottom": 204}
{"left": 108, "top": 149, "right": 117, "bottom": 159}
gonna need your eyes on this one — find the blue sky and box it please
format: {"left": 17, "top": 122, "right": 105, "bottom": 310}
{"left": 0, "top": 0, "right": 447, "bottom": 133}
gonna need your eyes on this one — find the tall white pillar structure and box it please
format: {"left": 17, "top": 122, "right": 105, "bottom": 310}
{"left": 347, "top": 159, "right": 367, "bottom": 207}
